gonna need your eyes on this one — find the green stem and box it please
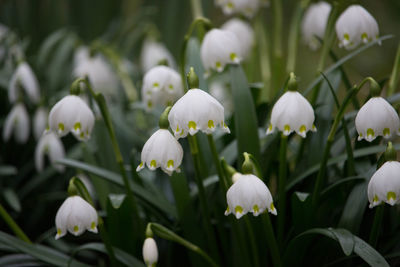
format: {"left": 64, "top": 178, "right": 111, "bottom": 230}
{"left": 369, "top": 205, "right": 384, "bottom": 247}
{"left": 262, "top": 214, "right": 282, "bottom": 267}
{"left": 0, "top": 203, "right": 31, "bottom": 243}
{"left": 244, "top": 217, "right": 260, "bottom": 267}
{"left": 311, "top": 86, "right": 359, "bottom": 207}
{"left": 207, "top": 135, "right": 228, "bottom": 192}
{"left": 271, "top": 0, "right": 284, "bottom": 92}
{"left": 190, "top": 0, "right": 203, "bottom": 19}
{"left": 277, "top": 134, "right": 287, "bottom": 248}
{"left": 188, "top": 135, "right": 220, "bottom": 263}
{"left": 388, "top": 43, "right": 400, "bottom": 96}
{"left": 286, "top": 0, "right": 310, "bottom": 73}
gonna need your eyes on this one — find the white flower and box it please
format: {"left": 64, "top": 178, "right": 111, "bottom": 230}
{"left": 200, "top": 29, "right": 242, "bottom": 73}
{"left": 335, "top": 5, "right": 379, "bottom": 50}
{"left": 141, "top": 66, "right": 184, "bottom": 110}
{"left": 55, "top": 195, "right": 98, "bottom": 240}
{"left": 225, "top": 173, "right": 276, "bottom": 219}
{"left": 73, "top": 47, "right": 118, "bottom": 96}
{"left": 368, "top": 161, "right": 400, "bottom": 208}
{"left": 266, "top": 91, "right": 316, "bottom": 137}
{"left": 140, "top": 39, "right": 176, "bottom": 72}
{"left": 168, "top": 89, "right": 230, "bottom": 139}
{"left": 9, "top": 62, "right": 40, "bottom": 104}
{"left": 216, "top": 0, "right": 260, "bottom": 18}
{"left": 209, "top": 80, "right": 233, "bottom": 116}
{"left": 355, "top": 97, "right": 400, "bottom": 142}
{"left": 221, "top": 18, "right": 254, "bottom": 59}
{"left": 137, "top": 129, "right": 183, "bottom": 176}
{"left": 35, "top": 132, "right": 65, "bottom": 172}
{"left": 142, "top": 237, "right": 158, "bottom": 267}
{"left": 301, "top": 2, "right": 331, "bottom": 50}
{"left": 48, "top": 95, "right": 95, "bottom": 141}
{"left": 3, "top": 103, "right": 30, "bottom": 144}
{"left": 33, "top": 107, "right": 48, "bottom": 140}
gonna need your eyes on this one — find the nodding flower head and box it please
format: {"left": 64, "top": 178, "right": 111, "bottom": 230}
{"left": 142, "top": 237, "right": 158, "bottom": 267}
{"left": 140, "top": 39, "right": 176, "bottom": 72}
{"left": 35, "top": 132, "right": 65, "bottom": 173}
{"left": 3, "top": 103, "right": 30, "bottom": 144}
{"left": 221, "top": 18, "right": 255, "bottom": 59}
{"left": 9, "top": 62, "right": 40, "bottom": 104}
{"left": 301, "top": 2, "right": 331, "bottom": 50}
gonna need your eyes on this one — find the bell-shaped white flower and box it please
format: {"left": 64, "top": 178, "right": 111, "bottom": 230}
{"left": 335, "top": 5, "right": 379, "bottom": 50}
{"left": 9, "top": 62, "right": 40, "bottom": 104}
{"left": 225, "top": 173, "right": 276, "bottom": 219}
{"left": 141, "top": 66, "right": 184, "bottom": 110}
{"left": 35, "top": 132, "right": 65, "bottom": 173}
{"left": 137, "top": 129, "right": 183, "bottom": 176}
{"left": 221, "top": 18, "right": 254, "bottom": 59}
{"left": 3, "top": 103, "right": 30, "bottom": 144}
{"left": 33, "top": 107, "right": 48, "bottom": 140}
{"left": 73, "top": 47, "right": 118, "bottom": 97}
{"left": 301, "top": 2, "right": 331, "bottom": 50}
{"left": 355, "top": 97, "right": 400, "bottom": 142}
{"left": 266, "top": 91, "right": 316, "bottom": 138}
{"left": 368, "top": 161, "right": 400, "bottom": 208}
{"left": 55, "top": 195, "right": 98, "bottom": 240}
{"left": 200, "top": 29, "right": 242, "bottom": 74}
{"left": 168, "top": 89, "right": 230, "bottom": 139}
{"left": 209, "top": 80, "right": 233, "bottom": 117}
{"left": 140, "top": 39, "right": 176, "bottom": 72}
{"left": 216, "top": 0, "right": 260, "bottom": 18}
{"left": 48, "top": 95, "right": 95, "bottom": 141}
{"left": 143, "top": 237, "right": 158, "bottom": 267}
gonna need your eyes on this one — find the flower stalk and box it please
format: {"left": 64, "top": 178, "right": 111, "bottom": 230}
{"left": 277, "top": 134, "right": 287, "bottom": 248}
{"left": 0, "top": 203, "right": 31, "bottom": 243}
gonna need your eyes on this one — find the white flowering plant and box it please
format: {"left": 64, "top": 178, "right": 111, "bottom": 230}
{"left": 1, "top": 1, "right": 400, "bottom": 267}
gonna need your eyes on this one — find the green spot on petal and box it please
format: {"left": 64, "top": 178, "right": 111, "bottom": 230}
{"left": 235, "top": 206, "right": 243, "bottom": 214}
{"left": 57, "top": 228, "right": 62, "bottom": 236}
{"left": 253, "top": 205, "right": 259, "bottom": 213}
{"left": 169, "top": 84, "right": 173, "bottom": 90}
{"left": 344, "top": 33, "right": 350, "bottom": 40}
{"left": 361, "top": 32, "right": 368, "bottom": 40}
{"left": 299, "top": 125, "right": 306, "bottom": 133}
{"left": 58, "top": 123, "right": 65, "bottom": 132}
{"left": 91, "top": 222, "right": 96, "bottom": 230}
{"left": 373, "top": 195, "right": 379, "bottom": 203}
{"left": 387, "top": 191, "right": 396, "bottom": 202}
{"left": 270, "top": 203, "right": 275, "bottom": 211}
{"left": 73, "top": 225, "right": 79, "bottom": 232}
{"left": 150, "top": 160, "right": 157, "bottom": 168}
{"left": 188, "top": 121, "right": 197, "bottom": 130}
{"left": 284, "top": 124, "right": 290, "bottom": 133}
{"left": 230, "top": 53, "right": 237, "bottom": 61}
{"left": 153, "top": 82, "right": 159, "bottom": 87}
{"left": 216, "top": 61, "right": 222, "bottom": 69}
{"left": 383, "top": 128, "right": 390, "bottom": 137}
{"left": 167, "top": 160, "right": 174, "bottom": 168}
{"left": 74, "top": 122, "right": 81, "bottom": 131}
{"left": 367, "top": 128, "right": 375, "bottom": 138}
{"left": 208, "top": 120, "right": 214, "bottom": 129}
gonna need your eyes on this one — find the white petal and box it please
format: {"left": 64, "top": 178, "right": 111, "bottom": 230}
{"left": 9, "top": 62, "right": 40, "bottom": 104}
{"left": 3, "top": 103, "right": 30, "bottom": 144}
{"left": 221, "top": 18, "right": 254, "bottom": 59}
{"left": 143, "top": 238, "right": 158, "bottom": 266}
{"left": 140, "top": 39, "right": 176, "bottom": 72}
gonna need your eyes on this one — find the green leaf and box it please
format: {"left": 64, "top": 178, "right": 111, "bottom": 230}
{"left": 229, "top": 64, "right": 261, "bottom": 164}
{"left": 0, "top": 231, "right": 89, "bottom": 267}
{"left": 57, "top": 158, "right": 177, "bottom": 218}
{"left": 71, "top": 243, "right": 145, "bottom": 267}
{"left": 286, "top": 228, "right": 389, "bottom": 267}
{"left": 37, "top": 28, "right": 67, "bottom": 68}
{"left": 0, "top": 165, "right": 17, "bottom": 176}
{"left": 108, "top": 194, "right": 126, "bottom": 209}
{"left": 3, "top": 189, "right": 21, "bottom": 213}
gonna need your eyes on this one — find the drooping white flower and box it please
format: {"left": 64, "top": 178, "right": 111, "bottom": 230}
{"left": 140, "top": 39, "right": 176, "bottom": 72}
{"left": 216, "top": 0, "right": 260, "bottom": 18}
{"left": 335, "top": 5, "right": 379, "bottom": 50}
{"left": 35, "top": 132, "right": 65, "bottom": 172}
{"left": 368, "top": 161, "right": 400, "bottom": 208}
{"left": 9, "top": 62, "right": 40, "bottom": 104}
{"left": 225, "top": 173, "right": 276, "bottom": 219}
{"left": 33, "top": 107, "right": 48, "bottom": 140}
{"left": 137, "top": 129, "right": 183, "bottom": 176}
{"left": 3, "top": 103, "right": 30, "bottom": 144}
{"left": 355, "top": 97, "right": 400, "bottom": 142}
{"left": 141, "top": 66, "right": 184, "bottom": 110}
{"left": 73, "top": 47, "right": 118, "bottom": 96}
{"left": 221, "top": 18, "right": 254, "bottom": 59}
{"left": 209, "top": 80, "right": 233, "bottom": 116}
{"left": 142, "top": 237, "right": 158, "bottom": 267}
{"left": 267, "top": 91, "right": 316, "bottom": 137}
{"left": 48, "top": 95, "right": 95, "bottom": 141}
{"left": 55, "top": 195, "right": 98, "bottom": 240}
{"left": 301, "top": 2, "right": 331, "bottom": 50}
{"left": 200, "top": 29, "right": 242, "bottom": 74}
{"left": 168, "top": 89, "right": 230, "bottom": 139}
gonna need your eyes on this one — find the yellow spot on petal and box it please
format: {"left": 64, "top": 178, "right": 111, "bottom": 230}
{"left": 150, "top": 160, "right": 157, "bottom": 168}
{"left": 367, "top": 128, "right": 375, "bottom": 138}
{"left": 235, "top": 206, "right": 243, "bottom": 214}
{"left": 361, "top": 32, "right": 368, "bottom": 41}
{"left": 387, "top": 192, "right": 396, "bottom": 202}
{"left": 359, "top": 133, "right": 363, "bottom": 137}
{"left": 139, "top": 162, "right": 143, "bottom": 168}
{"left": 284, "top": 124, "right": 291, "bottom": 133}
{"left": 373, "top": 195, "right": 379, "bottom": 203}
{"left": 299, "top": 125, "right": 306, "bottom": 133}
{"left": 253, "top": 205, "right": 259, "bottom": 213}
{"left": 176, "top": 125, "right": 180, "bottom": 133}
{"left": 57, "top": 228, "right": 62, "bottom": 236}
{"left": 74, "top": 122, "right": 81, "bottom": 131}
{"left": 383, "top": 128, "right": 390, "bottom": 137}
{"left": 80, "top": 132, "right": 85, "bottom": 138}
{"left": 188, "top": 121, "right": 197, "bottom": 129}
{"left": 169, "top": 84, "right": 173, "bottom": 90}
{"left": 147, "top": 101, "right": 153, "bottom": 108}
{"left": 226, "top": 206, "right": 230, "bottom": 213}
{"left": 73, "top": 225, "right": 79, "bottom": 232}
{"left": 216, "top": 61, "right": 222, "bottom": 69}
{"left": 167, "top": 160, "right": 174, "bottom": 168}
{"left": 230, "top": 53, "right": 237, "bottom": 61}
{"left": 268, "top": 124, "right": 273, "bottom": 131}
{"left": 58, "top": 123, "right": 64, "bottom": 132}
{"left": 344, "top": 33, "right": 350, "bottom": 40}
{"left": 180, "top": 129, "right": 184, "bottom": 136}
{"left": 208, "top": 120, "right": 215, "bottom": 129}
{"left": 226, "top": 2, "right": 234, "bottom": 9}
{"left": 270, "top": 202, "right": 276, "bottom": 211}
{"left": 153, "top": 82, "right": 159, "bottom": 87}
{"left": 91, "top": 222, "right": 96, "bottom": 230}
